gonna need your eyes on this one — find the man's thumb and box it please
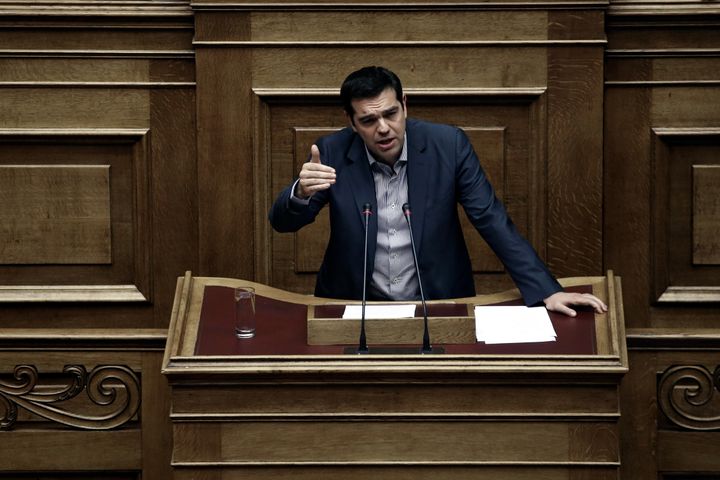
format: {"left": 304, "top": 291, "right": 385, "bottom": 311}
{"left": 310, "top": 145, "right": 321, "bottom": 164}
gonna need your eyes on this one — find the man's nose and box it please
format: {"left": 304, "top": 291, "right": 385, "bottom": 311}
{"left": 377, "top": 118, "right": 389, "bottom": 133}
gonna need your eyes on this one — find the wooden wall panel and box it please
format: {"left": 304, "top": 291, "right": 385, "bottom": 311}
{"left": 0, "top": 165, "right": 111, "bottom": 264}
{"left": 171, "top": 467, "right": 620, "bottom": 480}
{"left": 693, "top": 165, "right": 720, "bottom": 265}
{"left": 546, "top": 46, "right": 604, "bottom": 278}
{"left": 621, "top": 340, "right": 720, "bottom": 480}
{"left": 195, "top": 46, "right": 254, "bottom": 279}
{"left": 651, "top": 130, "right": 720, "bottom": 303}
{"left": 172, "top": 383, "right": 619, "bottom": 415}
{"left": 0, "top": 0, "right": 716, "bottom": 478}
{"left": 0, "top": 130, "right": 151, "bottom": 302}
{"left": 0, "top": 88, "right": 150, "bottom": 127}
{"left": 174, "top": 421, "right": 617, "bottom": 463}
{"left": 249, "top": 47, "right": 548, "bottom": 90}
{"left": 1, "top": 475, "right": 137, "bottom": 480}
{"left": 248, "top": 10, "right": 550, "bottom": 41}
{"left": 605, "top": 19, "right": 720, "bottom": 322}
{"left": 0, "top": 7, "right": 197, "bottom": 325}
{"left": 607, "top": 4, "right": 720, "bottom": 479}
{"left": 0, "top": 334, "right": 169, "bottom": 477}
{"left": 0, "top": 3, "right": 193, "bottom": 480}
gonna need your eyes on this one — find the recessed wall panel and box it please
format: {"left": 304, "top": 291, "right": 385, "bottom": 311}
{"left": 693, "top": 165, "right": 720, "bottom": 265}
{"left": 0, "top": 129, "right": 151, "bottom": 301}
{"left": 652, "top": 129, "right": 720, "bottom": 302}
{"left": 0, "top": 165, "right": 111, "bottom": 265}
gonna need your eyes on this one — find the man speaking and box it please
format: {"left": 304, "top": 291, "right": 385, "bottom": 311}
{"left": 269, "top": 66, "right": 605, "bottom": 317}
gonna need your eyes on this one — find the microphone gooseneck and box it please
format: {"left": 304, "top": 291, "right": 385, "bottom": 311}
{"left": 402, "top": 203, "right": 432, "bottom": 354}
{"left": 357, "top": 202, "right": 372, "bottom": 354}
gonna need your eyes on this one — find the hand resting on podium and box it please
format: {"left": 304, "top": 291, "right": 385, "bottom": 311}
{"left": 543, "top": 291, "right": 608, "bottom": 317}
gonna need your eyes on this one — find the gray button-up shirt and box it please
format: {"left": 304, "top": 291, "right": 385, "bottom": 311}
{"left": 366, "top": 136, "right": 419, "bottom": 300}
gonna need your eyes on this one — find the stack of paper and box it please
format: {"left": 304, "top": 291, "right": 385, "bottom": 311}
{"left": 343, "top": 304, "right": 417, "bottom": 319}
{"left": 474, "top": 306, "right": 557, "bottom": 344}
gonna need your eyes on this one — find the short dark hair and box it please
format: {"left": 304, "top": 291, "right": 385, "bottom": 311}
{"left": 340, "top": 66, "right": 404, "bottom": 118}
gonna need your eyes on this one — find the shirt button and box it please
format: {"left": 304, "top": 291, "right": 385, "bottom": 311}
{"left": 391, "top": 203, "right": 396, "bottom": 209}
{"left": 392, "top": 277, "right": 401, "bottom": 284}
{"left": 391, "top": 253, "right": 398, "bottom": 260}
{"left": 389, "top": 229, "right": 396, "bottom": 236}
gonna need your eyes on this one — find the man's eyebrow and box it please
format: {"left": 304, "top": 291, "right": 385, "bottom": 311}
{"left": 358, "top": 107, "right": 398, "bottom": 122}
{"left": 357, "top": 113, "right": 378, "bottom": 122}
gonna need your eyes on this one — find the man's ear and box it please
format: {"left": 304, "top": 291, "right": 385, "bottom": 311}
{"left": 402, "top": 94, "right": 408, "bottom": 115}
{"left": 346, "top": 112, "right": 357, "bottom": 132}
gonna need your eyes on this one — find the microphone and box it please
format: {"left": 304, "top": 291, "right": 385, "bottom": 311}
{"left": 402, "top": 203, "right": 432, "bottom": 354}
{"left": 357, "top": 202, "right": 372, "bottom": 354}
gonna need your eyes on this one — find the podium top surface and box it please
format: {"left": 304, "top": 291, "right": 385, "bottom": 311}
{"left": 162, "top": 273, "right": 628, "bottom": 378}
{"left": 194, "top": 285, "right": 596, "bottom": 356}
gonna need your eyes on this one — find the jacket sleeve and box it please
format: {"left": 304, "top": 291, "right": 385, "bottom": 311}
{"left": 453, "top": 128, "right": 562, "bottom": 306}
{"left": 268, "top": 176, "right": 332, "bottom": 233}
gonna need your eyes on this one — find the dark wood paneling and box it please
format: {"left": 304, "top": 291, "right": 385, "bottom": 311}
{"left": 0, "top": 4, "right": 191, "bottom": 480}
{"left": 0, "top": 165, "right": 111, "bottom": 264}
{"left": 693, "top": 165, "right": 720, "bottom": 265}
{"left": 651, "top": 130, "right": 720, "bottom": 302}
{"left": 605, "top": 14, "right": 720, "bottom": 325}
{"left": 546, "top": 46, "right": 604, "bottom": 277}
{"left": 173, "top": 467, "right": 617, "bottom": 480}
{"left": 607, "top": 7, "right": 720, "bottom": 477}
{"left": 195, "top": 46, "right": 254, "bottom": 279}
{"left": 0, "top": 0, "right": 718, "bottom": 479}
{"left": 622, "top": 337, "right": 720, "bottom": 480}
{"left": 0, "top": 339, "right": 168, "bottom": 476}
{"left": 0, "top": 130, "right": 151, "bottom": 302}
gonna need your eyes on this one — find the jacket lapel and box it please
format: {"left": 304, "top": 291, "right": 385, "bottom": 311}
{"left": 345, "top": 134, "right": 378, "bottom": 263}
{"left": 406, "top": 121, "right": 429, "bottom": 255}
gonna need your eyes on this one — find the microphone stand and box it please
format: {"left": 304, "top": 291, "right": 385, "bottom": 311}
{"left": 402, "top": 203, "right": 432, "bottom": 354}
{"left": 357, "top": 202, "right": 372, "bottom": 354}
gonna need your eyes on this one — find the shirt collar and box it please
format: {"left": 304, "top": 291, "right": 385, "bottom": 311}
{"left": 364, "top": 134, "right": 408, "bottom": 169}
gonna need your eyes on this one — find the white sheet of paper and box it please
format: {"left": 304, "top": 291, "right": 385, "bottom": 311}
{"left": 343, "top": 304, "right": 417, "bottom": 319}
{"left": 474, "top": 306, "right": 557, "bottom": 344}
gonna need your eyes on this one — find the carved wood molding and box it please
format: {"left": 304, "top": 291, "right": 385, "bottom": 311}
{"left": 0, "top": 328, "right": 168, "bottom": 350}
{"left": 0, "top": 1, "right": 193, "bottom": 17}
{"left": 194, "top": 40, "right": 608, "bottom": 47}
{"left": 0, "top": 364, "right": 140, "bottom": 430}
{"left": 252, "top": 87, "right": 548, "bottom": 97}
{"left": 658, "top": 364, "right": 720, "bottom": 431}
{"left": 608, "top": 1, "right": 720, "bottom": 16}
{"left": 190, "top": 1, "right": 610, "bottom": 11}
{"left": 626, "top": 329, "right": 720, "bottom": 350}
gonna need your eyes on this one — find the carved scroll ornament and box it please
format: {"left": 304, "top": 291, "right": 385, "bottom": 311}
{"left": 0, "top": 364, "right": 140, "bottom": 430}
{"left": 658, "top": 364, "right": 720, "bottom": 431}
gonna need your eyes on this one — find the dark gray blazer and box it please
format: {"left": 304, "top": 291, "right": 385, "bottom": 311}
{"left": 269, "top": 118, "right": 562, "bottom": 305}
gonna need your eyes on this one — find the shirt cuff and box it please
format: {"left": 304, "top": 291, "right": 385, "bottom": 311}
{"left": 289, "top": 179, "right": 311, "bottom": 206}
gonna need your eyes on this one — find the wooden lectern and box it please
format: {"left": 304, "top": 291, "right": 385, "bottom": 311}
{"left": 162, "top": 272, "right": 628, "bottom": 480}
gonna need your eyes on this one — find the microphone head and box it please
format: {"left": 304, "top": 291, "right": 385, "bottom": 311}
{"left": 402, "top": 203, "right": 411, "bottom": 215}
{"left": 362, "top": 203, "right": 372, "bottom": 214}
